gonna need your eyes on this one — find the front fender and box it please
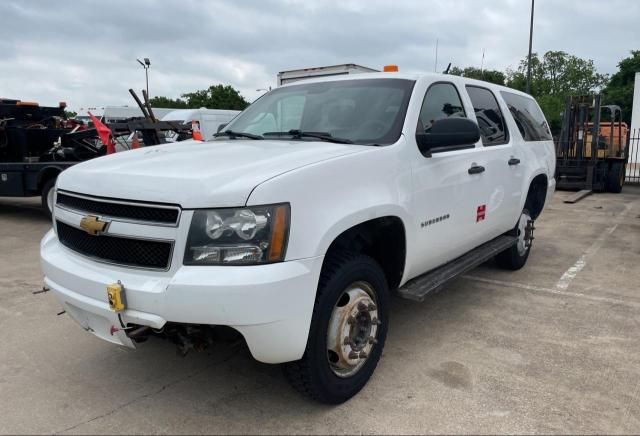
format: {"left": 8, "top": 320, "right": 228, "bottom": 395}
{"left": 246, "top": 143, "right": 414, "bottom": 261}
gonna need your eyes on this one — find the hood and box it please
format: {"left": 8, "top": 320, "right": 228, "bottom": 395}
{"left": 56, "top": 139, "right": 366, "bottom": 208}
{"left": 57, "top": 140, "right": 366, "bottom": 208}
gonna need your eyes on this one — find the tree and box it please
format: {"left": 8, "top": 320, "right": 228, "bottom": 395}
{"left": 182, "top": 85, "right": 249, "bottom": 110}
{"left": 603, "top": 50, "right": 640, "bottom": 124}
{"left": 148, "top": 96, "right": 188, "bottom": 109}
{"left": 507, "top": 51, "right": 609, "bottom": 132}
{"left": 448, "top": 66, "right": 506, "bottom": 86}
{"left": 149, "top": 84, "right": 249, "bottom": 110}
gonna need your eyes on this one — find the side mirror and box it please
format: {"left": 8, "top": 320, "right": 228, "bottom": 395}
{"left": 416, "top": 117, "right": 480, "bottom": 156}
{"left": 217, "top": 123, "right": 228, "bottom": 133}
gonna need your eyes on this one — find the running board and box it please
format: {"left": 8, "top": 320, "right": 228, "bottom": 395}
{"left": 398, "top": 235, "right": 518, "bottom": 302}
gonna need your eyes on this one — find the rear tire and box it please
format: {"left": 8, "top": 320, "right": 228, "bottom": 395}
{"left": 606, "top": 161, "right": 625, "bottom": 193}
{"left": 495, "top": 209, "right": 533, "bottom": 270}
{"left": 40, "top": 178, "right": 56, "bottom": 219}
{"left": 284, "top": 252, "right": 389, "bottom": 404}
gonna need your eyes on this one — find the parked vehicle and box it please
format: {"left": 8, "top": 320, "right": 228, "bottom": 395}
{"left": 0, "top": 95, "right": 202, "bottom": 216}
{"left": 0, "top": 99, "right": 98, "bottom": 217}
{"left": 555, "top": 95, "right": 629, "bottom": 202}
{"left": 277, "top": 63, "right": 378, "bottom": 86}
{"left": 75, "top": 106, "right": 105, "bottom": 125}
{"left": 76, "top": 105, "right": 176, "bottom": 124}
{"left": 41, "top": 71, "right": 555, "bottom": 403}
{"left": 161, "top": 108, "right": 240, "bottom": 142}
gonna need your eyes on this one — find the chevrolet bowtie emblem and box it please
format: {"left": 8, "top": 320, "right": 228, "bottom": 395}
{"left": 79, "top": 215, "right": 109, "bottom": 235}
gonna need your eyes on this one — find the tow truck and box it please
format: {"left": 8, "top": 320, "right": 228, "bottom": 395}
{"left": 0, "top": 99, "right": 95, "bottom": 217}
{"left": 1, "top": 93, "right": 193, "bottom": 216}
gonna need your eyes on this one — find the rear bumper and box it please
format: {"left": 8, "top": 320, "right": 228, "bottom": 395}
{"left": 41, "top": 230, "right": 323, "bottom": 363}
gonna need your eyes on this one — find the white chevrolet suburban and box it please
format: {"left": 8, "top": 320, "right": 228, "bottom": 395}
{"left": 41, "top": 72, "right": 555, "bottom": 403}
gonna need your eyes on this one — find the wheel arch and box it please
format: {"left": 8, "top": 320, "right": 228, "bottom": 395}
{"left": 524, "top": 172, "right": 548, "bottom": 220}
{"left": 321, "top": 214, "right": 407, "bottom": 291}
{"left": 37, "top": 165, "right": 64, "bottom": 193}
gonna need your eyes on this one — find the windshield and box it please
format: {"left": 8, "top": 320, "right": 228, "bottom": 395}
{"left": 221, "top": 78, "right": 415, "bottom": 145}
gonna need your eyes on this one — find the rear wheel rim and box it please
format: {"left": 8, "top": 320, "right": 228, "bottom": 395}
{"left": 516, "top": 211, "right": 533, "bottom": 256}
{"left": 326, "top": 281, "right": 379, "bottom": 378}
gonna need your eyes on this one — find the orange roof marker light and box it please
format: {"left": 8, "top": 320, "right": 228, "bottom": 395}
{"left": 383, "top": 65, "right": 399, "bottom": 72}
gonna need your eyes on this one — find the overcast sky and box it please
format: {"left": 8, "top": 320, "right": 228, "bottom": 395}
{"left": 1, "top": 0, "right": 637, "bottom": 111}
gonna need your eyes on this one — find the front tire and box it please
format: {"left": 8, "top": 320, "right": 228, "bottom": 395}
{"left": 495, "top": 209, "right": 533, "bottom": 270}
{"left": 606, "top": 161, "right": 625, "bottom": 193}
{"left": 284, "top": 252, "right": 389, "bottom": 404}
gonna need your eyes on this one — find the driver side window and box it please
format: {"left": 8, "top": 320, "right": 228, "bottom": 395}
{"left": 417, "top": 83, "right": 466, "bottom": 134}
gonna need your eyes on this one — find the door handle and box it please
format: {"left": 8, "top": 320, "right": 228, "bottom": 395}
{"left": 508, "top": 157, "right": 521, "bottom": 166}
{"left": 468, "top": 164, "right": 485, "bottom": 175}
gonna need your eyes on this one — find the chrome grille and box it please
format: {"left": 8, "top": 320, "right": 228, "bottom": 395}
{"left": 56, "top": 191, "right": 180, "bottom": 226}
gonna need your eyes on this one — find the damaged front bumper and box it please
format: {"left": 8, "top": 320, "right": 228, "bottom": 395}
{"left": 41, "top": 230, "right": 324, "bottom": 363}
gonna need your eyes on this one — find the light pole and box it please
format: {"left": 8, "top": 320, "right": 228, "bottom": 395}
{"left": 136, "top": 58, "right": 151, "bottom": 98}
{"left": 526, "top": 0, "right": 535, "bottom": 94}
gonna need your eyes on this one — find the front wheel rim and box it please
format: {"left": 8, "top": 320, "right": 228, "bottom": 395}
{"left": 326, "top": 281, "right": 379, "bottom": 378}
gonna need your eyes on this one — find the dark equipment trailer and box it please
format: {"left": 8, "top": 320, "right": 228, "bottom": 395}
{"left": 1, "top": 94, "right": 193, "bottom": 217}
{"left": 556, "top": 95, "right": 629, "bottom": 203}
{"left": 0, "top": 99, "right": 94, "bottom": 217}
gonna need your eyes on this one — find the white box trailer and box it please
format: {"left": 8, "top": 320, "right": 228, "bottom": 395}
{"left": 76, "top": 106, "right": 176, "bottom": 124}
{"left": 161, "top": 108, "right": 240, "bottom": 142}
{"left": 630, "top": 72, "right": 639, "bottom": 164}
{"left": 103, "top": 106, "right": 175, "bottom": 123}
{"left": 277, "top": 63, "right": 378, "bottom": 86}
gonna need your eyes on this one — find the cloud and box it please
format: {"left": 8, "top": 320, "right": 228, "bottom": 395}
{"left": 0, "top": 0, "right": 637, "bottom": 111}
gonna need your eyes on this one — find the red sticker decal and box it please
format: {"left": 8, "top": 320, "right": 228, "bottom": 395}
{"left": 476, "top": 204, "right": 486, "bottom": 222}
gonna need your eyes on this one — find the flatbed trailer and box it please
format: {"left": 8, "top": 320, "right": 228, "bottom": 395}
{"left": 1, "top": 92, "right": 195, "bottom": 216}
{"left": 0, "top": 98, "right": 85, "bottom": 215}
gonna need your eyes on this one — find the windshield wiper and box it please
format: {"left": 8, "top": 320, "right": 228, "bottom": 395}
{"left": 214, "top": 130, "right": 263, "bottom": 140}
{"left": 263, "top": 130, "right": 353, "bottom": 144}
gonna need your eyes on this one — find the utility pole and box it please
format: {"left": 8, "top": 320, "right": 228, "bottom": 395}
{"left": 434, "top": 39, "right": 439, "bottom": 73}
{"left": 526, "top": 0, "right": 535, "bottom": 94}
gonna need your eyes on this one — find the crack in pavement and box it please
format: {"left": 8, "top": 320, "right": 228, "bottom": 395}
{"left": 52, "top": 350, "right": 239, "bottom": 435}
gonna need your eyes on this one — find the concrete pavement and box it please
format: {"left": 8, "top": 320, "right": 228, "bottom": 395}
{"left": 1, "top": 187, "right": 639, "bottom": 434}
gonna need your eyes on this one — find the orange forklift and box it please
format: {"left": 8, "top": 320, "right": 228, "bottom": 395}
{"left": 556, "top": 95, "right": 629, "bottom": 203}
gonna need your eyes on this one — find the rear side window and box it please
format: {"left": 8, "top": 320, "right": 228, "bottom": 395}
{"left": 500, "top": 91, "right": 552, "bottom": 141}
{"left": 466, "top": 86, "right": 508, "bottom": 146}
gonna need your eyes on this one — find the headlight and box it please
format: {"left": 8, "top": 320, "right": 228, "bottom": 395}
{"left": 184, "top": 204, "right": 290, "bottom": 265}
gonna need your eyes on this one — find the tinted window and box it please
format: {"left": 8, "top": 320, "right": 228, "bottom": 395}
{"left": 417, "top": 82, "right": 466, "bottom": 134}
{"left": 223, "top": 78, "right": 415, "bottom": 145}
{"left": 466, "top": 86, "right": 508, "bottom": 146}
{"left": 500, "top": 91, "right": 552, "bottom": 141}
